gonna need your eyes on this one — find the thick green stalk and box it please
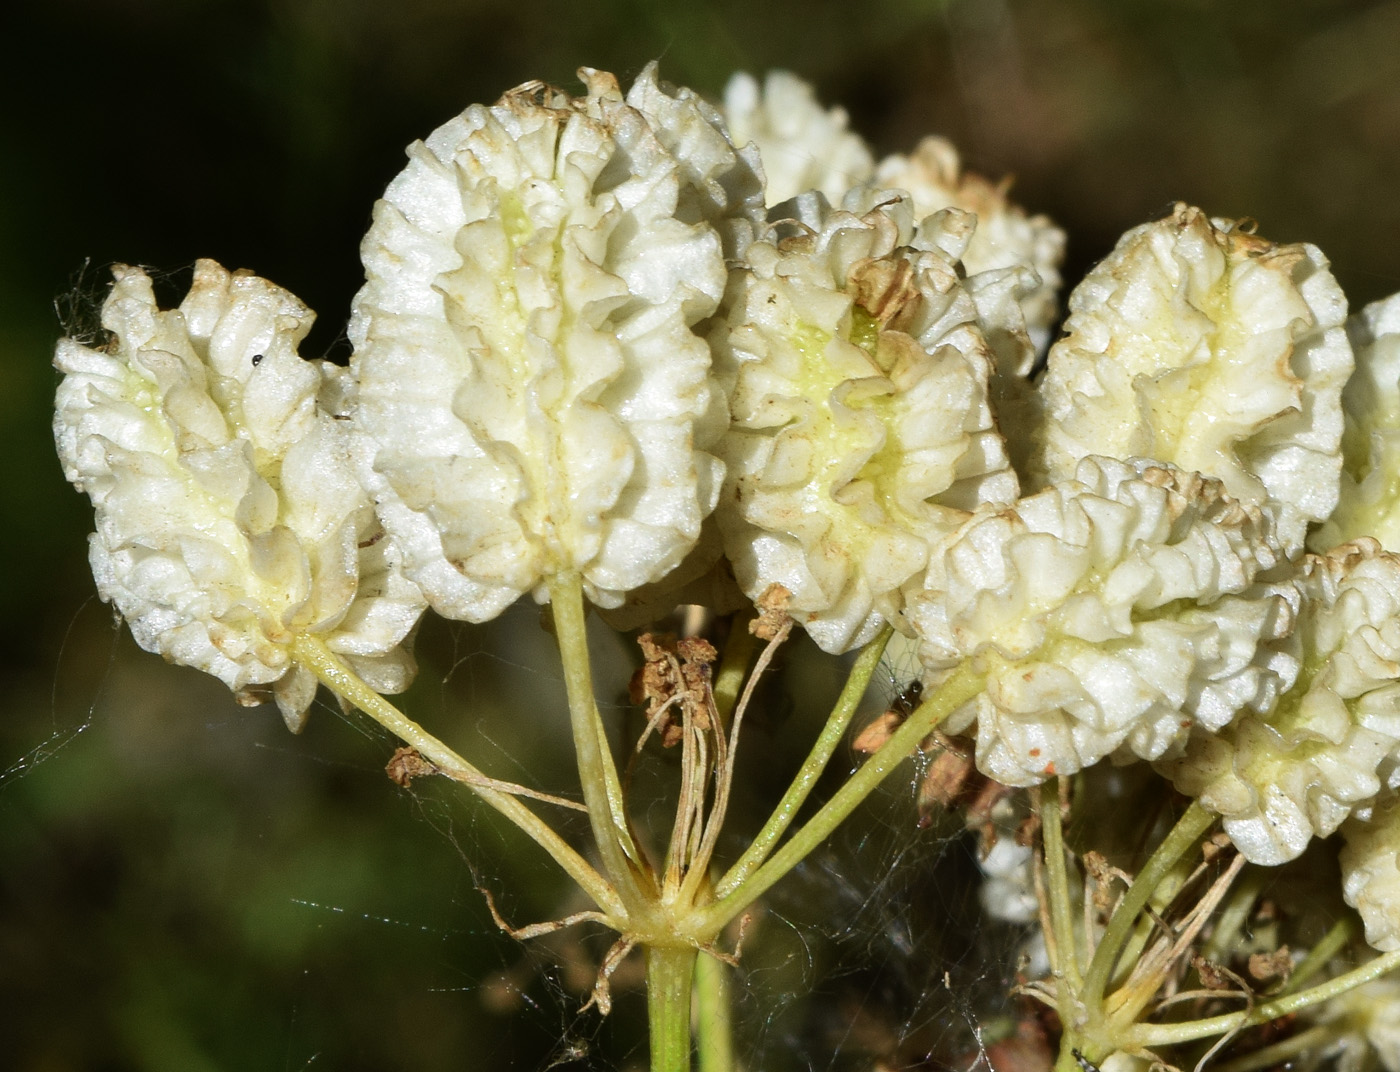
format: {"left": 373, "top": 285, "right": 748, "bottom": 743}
{"left": 648, "top": 945, "right": 698, "bottom": 1072}
{"left": 700, "top": 662, "right": 983, "bottom": 933}
{"left": 291, "top": 633, "right": 623, "bottom": 918}
{"left": 1079, "top": 801, "right": 1215, "bottom": 1010}
{"left": 715, "top": 627, "right": 892, "bottom": 899}
{"left": 1039, "top": 781, "right": 1084, "bottom": 991}
{"left": 694, "top": 951, "right": 734, "bottom": 1072}
{"left": 711, "top": 615, "right": 759, "bottom": 724}
{"left": 1129, "top": 949, "right": 1400, "bottom": 1047}
{"left": 1280, "top": 917, "right": 1354, "bottom": 995}
{"left": 1210, "top": 1025, "right": 1334, "bottom": 1072}
{"left": 548, "top": 573, "right": 653, "bottom": 907}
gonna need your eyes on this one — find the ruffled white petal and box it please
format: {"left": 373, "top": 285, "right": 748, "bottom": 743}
{"left": 1162, "top": 541, "right": 1400, "bottom": 865}
{"left": 1310, "top": 977, "right": 1400, "bottom": 1068}
{"left": 721, "top": 70, "right": 874, "bottom": 209}
{"left": 872, "top": 137, "right": 1065, "bottom": 356}
{"left": 711, "top": 194, "right": 1018, "bottom": 652}
{"left": 908, "top": 456, "right": 1288, "bottom": 786}
{"left": 1314, "top": 293, "right": 1400, "bottom": 552}
{"left": 1343, "top": 788, "right": 1400, "bottom": 953}
{"left": 54, "top": 262, "right": 424, "bottom": 730}
{"left": 351, "top": 67, "right": 758, "bottom": 620}
{"left": 1036, "top": 203, "right": 1352, "bottom": 556}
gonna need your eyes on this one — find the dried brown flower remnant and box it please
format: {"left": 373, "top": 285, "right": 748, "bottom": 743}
{"left": 749, "top": 583, "right": 792, "bottom": 641}
{"left": 852, "top": 712, "right": 903, "bottom": 755}
{"left": 630, "top": 633, "right": 718, "bottom": 747}
{"left": 1192, "top": 953, "right": 1237, "bottom": 991}
{"left": 847, "top": 256, "right": 922, "bottom": 338}
{"left": 1082, "top": 851, "right": 1132, "bottom": 915}
{"left": 852, "top": 677, "right": 923, "bottom": 754}
{"left": 1248, "top": 947, "right": 1292, "bottom": 985}
{"left": 386, "top": 746, "right": 440, "bottom": 787}
{"left": 916, "top": 732, "right": 1016, "bottom": 843}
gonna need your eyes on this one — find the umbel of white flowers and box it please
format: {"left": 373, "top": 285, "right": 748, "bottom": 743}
{"left": 52, "top": 63, "right": 1400, "bottom": 957}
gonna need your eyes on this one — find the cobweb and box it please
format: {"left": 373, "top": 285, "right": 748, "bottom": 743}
{"left": 9, "top": 596, "right": 1032, "bottom": 1072}
{"left": 328, "top": 606, "right": 1032, "bottom": 1072}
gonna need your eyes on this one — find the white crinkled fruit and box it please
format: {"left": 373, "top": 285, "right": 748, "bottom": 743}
{"left": 54, "top": 261, "right": 425, "bottom": 731}
{"left": 1161, "top": 541, "right": 1400, "bottom": 866}
{"left": 872, "top": 137, "right": 1066, "bottom": 358}
{"left": 351, "top": 66, "right": 762, "bottom": 621}
{"left": 1314, "top": 293, "right": 1400, "bottom": 553}
{"left": 710, "top": 192, "right": 1019, "bottom": 653}
{"left": 1036, "top": 203, "right": 1352, "bottom": 556}
{"left": 1342, "top": 787, "right": 1400, "bottom": 953}
{"left": 1310, "top": 977, "right": 1400, "bottom": 1070}
{"left": 908, "top": 456, "right": 1290, "bottom": 787}
{"left": 721, "top": 69, "right": 874, "bottom": 210}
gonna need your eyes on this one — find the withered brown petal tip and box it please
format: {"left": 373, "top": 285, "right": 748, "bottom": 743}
{"left": 386, "top": 746, "right": 439, "bottom": 788}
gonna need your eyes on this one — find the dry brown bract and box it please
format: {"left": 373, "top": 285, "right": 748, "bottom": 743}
{"left": 630, "top": 633, "right": 718, "bottom": 748}
{"left": 749, "top": 582, "right": 792, "bottom": 641}
{"left": 385, "top": 746, "right": 440, "bottom": 787}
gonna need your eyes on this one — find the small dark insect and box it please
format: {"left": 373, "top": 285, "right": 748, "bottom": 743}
{"left": 889, "top": 678, "right": 923, "bottom": 718}
{"left": 251, "top": 353, "right": 264, "bottom": 366}
{"left": 1072, "top": 1049, "right": 1101, "bottom": 1072}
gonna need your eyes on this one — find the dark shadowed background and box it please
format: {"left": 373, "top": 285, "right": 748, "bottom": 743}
{"left": 3, "top": 1, "right": 1399, "bottom": 1069}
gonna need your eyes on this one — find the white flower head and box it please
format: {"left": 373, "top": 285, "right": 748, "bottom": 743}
{"left": 54, "top": 261, "right": 425, "bottom": 731}
{"left": 978, "top": 832, "right": 1039, "bottom": 925}
{"left": 1164, "top": 541, "right": 1400, "bottom": 865}
{"left": 872, "top": 136, "right": 1066, "bottom": 356}
{"left": 351, "top": 66, "right": 762, "bottom": 622}
{"left": 909, "top": 456, "right": 1290, "bottom": 786}
{"left": 1314, "top": 293, "right": 1400, "bottom": 552}
{"left": 722, "top": 70, "right": 875, "bottom": 209}
{"left": 711, "top": 193, "right": 1019, "bottom": 653}
{"left": 1343, "top": 788, "right": 1400, "bottom": 954}
{"left": 1311, "top": 977, "right": 1400, "bottom": 1070}
{"left": 1035, "top": 204, "right": 1353, "bottom": 556}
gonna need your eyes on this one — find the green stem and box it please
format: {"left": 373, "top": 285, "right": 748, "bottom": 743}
{"left": 290, "top": 634, "right": 623, "bottom": 919}
{"left": 1280, "top": 917, "right": 1354, "bottom": 995}
{"left": 1209, "top": 1024, "right": 1334, "bottom": 1072}
{"left": 1040, "top": 780, "right": 1084, "bottom": 990}
{"left": 1129, "top": 949, "right": 1400, "bottom": 1047}
{"left": 548, "top": 573, "right": 653, "bottom": 906}
{"left": 1106, "top": 860, "right": 1192, "bottom": 997}
{"left": 1053, "top": 1044, "right": 1091, "bottom": 1072}
{"left": 700, "top": 662, "right": 983, "bottom": 933}
{"left": 694, "top": 951, "right": 734, "bottom": 1072}
{"left": 648, "top": 945, "right": 697, "bottom": 1072}
{"left": 1080, "top": 801, "right": 1215, "bottom": 1010}
{"left": 711, "top": 614, "right": 759, "bottom": 725}
{"left": 714, "top": 627, "right": 892, "bottom": 900}
{"left": 1201, "top": 867, "right": 1266, "bottom": 965}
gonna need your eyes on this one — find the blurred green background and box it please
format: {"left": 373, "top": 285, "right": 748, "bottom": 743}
{"left": 3, "top": 1, "right": 1400, "bottom": 1069}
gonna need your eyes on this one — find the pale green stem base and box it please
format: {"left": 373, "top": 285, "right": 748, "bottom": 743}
{"left": 648, "top": 945, "right": 698, "bottom": 1072}
{"left": 1051, "top": 800, "right": 1214, "bottom": 1064}
{"left": 1039, "top": 781, "right": 1084, "bottom": 992}
{"left": 694, "top": 951, "right": 734, "bottom": 1072}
